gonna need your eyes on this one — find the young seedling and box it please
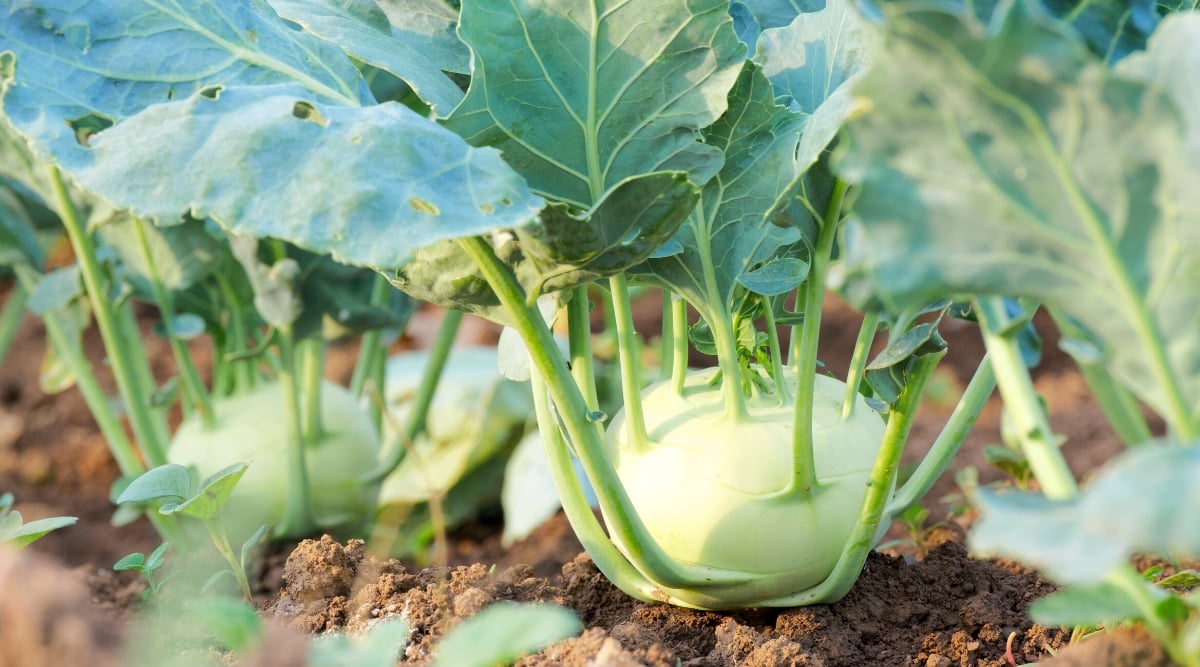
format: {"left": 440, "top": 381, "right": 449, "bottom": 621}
{"left": 0, "top": 492, "right": 76, "bottom": 549}
{"left": 116, "top": 463, "right": 262, "bottom": 601}
{"left": 878, "top": 504, "right": 943, "bottom": 560}
{"left": 114, "top": 542, "right": 175, "bottom": 602}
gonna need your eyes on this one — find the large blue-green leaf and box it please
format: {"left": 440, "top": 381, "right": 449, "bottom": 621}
{"left": 836, "top": 2, "right": 1200, "bottom": 433}
{"left": 0, "top": 1, "right": 540, "bottom": 269}
{"left": 730, "top": 0, "right": 823, "bottom": 55}
{"left": 754, "top": 0, "right": 871, "bottom": 226}
{"left": 266, "top": 0, "right": 464, "bottom": 113}
{"left": 755, "top": 0, "right": 869, "bottom": 116}
{"left": 375, "top": 0, "right": 469, "bottom": 74}
{"left": 444, "top": 0, "right": 746, "bottom": 209}
{"left": 632, "top": 62, "right": 803, "bottom": 320}
{"left": 970, "top": 441, "right": 1200, "bottom": 585}
{"left": 37, "top": 85, "right": 538, "bottom": 267}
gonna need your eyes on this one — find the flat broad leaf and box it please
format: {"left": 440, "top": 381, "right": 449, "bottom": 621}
{"left": 0, "top": 514, "right": 78, "bottom": 549}
{"left": 431, "top": 603, "right": 582, "bottom": 667}
{"left": 266, "top": 0, "right": 464, "bottom": 114}
{"left": 633, "top": 62, "right": 802, "bottom": 323}
{"left": 169, "top": 462, "right": 250, "bottom": 521}
{"left": 116, "top": 464, "right": 196, "bottom": 507}
{"left": 754, "top": 0, "right": 869, "bottom": 116}
{"left": 444, "top": 0, "right": 745, "bottom": 208}
{"left": 836, "top": 3, "right": 1200, "bottom": 432}
{"left": 375, "top": 0, "right": 469, "bottom": 74}
{"left": 970, "top": 441, "right": 1200, "bottom": 586}
{"left": 731, "top": 0, "right": 823, "bottom": 55}
{"left": 34, "top": 85, "right": 541, "bottom": 269}
{"left": 754, "top": 0, "right": 871, "bottom": 227}
{"left": 737, "top": 257, "right": 810, "bottom": 296}
{"left": 0, "top": 2, "right": 541, "bottom": 270}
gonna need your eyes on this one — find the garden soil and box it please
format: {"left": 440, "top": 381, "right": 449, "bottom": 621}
{"left": 0, "top": 290, "right": 1162, "bottom": 666}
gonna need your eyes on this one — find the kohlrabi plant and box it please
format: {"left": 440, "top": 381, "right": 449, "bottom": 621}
{"left": 836, "top": 0, "right": 1200, "bottom": 662}
{"left": 114, "top": 542, "right": 174, "bottom": 602}
{"left": 0, "top": 0, "right": 999, "bottom": 610}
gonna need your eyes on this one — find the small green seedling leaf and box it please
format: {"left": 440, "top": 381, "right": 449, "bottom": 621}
{"left": 308, "top": 618, "right": 410, "bottom": 667}
{"left": 431, "top": 602, "right": 582, "bottom": 667}
{"left": 167, "top": 462, "right": 250, "bottom": 521}
{"left": 145, "top": 542, "right": 170, "bottom": 571}
{"left": 1158, "top": 570, "right": 1200, "bottom": 591}
{"left": 116, "top": 464, "right": 197, "bottom": 507}
{"left": 241, "top": 524, "right": 269, "bottom": 567}
{"left": 0, "top": 514, "right": 79, "bottom": 549}
{"left": 113, "top": 552, "right": 147, "bottom": 572}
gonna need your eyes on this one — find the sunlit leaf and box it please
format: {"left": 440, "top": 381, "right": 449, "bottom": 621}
{"left": 445, "top": 0, "right": 745, "bottom": 208}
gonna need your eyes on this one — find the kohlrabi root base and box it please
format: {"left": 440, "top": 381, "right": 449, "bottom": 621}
{"left": 604, "top": 368, "right": 885, "bottom": 604}
{"left": 168, "top": 381, "right": 380, "bottom": 541}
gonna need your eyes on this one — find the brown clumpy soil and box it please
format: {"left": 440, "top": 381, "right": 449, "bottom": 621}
{"left": 268, "top": 528, "right": 1067, "bottom": 666}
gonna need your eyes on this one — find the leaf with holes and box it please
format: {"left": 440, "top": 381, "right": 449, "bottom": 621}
{"left": 265, "top": 0, "right": 464, "bottom": 114}
{"left": 0, "top": 1, "right": 541, "bottom": 269}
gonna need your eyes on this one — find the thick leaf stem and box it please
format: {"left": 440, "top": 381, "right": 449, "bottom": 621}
{"left": 790, "top": 179, "right": 847, "bottom": 494}
{"left": 0, "top": 284, "right": 27, "bottom": 369}
{"left": 17, "top": 266, "right": 187, "bottom": 546}
{"left": 14, "top": 265, "right": 142, "bottom": 477}
{"left": 528, "top": 371, "right": 660, "bottom": 604}
{"left": 670, "top": 296, "right": 689, "bottom": 396}
{"left": 567, "top": 287, "right": 602, "bottom": 416}
{"left": 361, "top": 308, "right": 461, "bottom": 483}
{"left": 885, "top": 353, "right": 995, "bottom": 516}
{"left": 131, "top": 217, "right": 214, "bottom": 425}
{"left": 212, "top": 270, "right": 257, "bottom": 396}
{"left": 760, "top": 351, "right": 944, "bottom": 606}
{"left": 841, "top": 312, "right": 880, "bottom": 421}
{"left": 659, "top": 291, "right": 673, "bottom": 383}
{"left": 299, "top": 338, "right": 326, "bottom": 443}
{"left": 609, "top": 274, "right": 651, "bottom": 449}
{"left": 349, "top": 273, "right": 392, "bottom": 401}
{"left": 1049, "top": 309, "right": 1152, "bottom": 447}
{"left": 459, "top": 235, "right": 754, "bottom": 589}
{"left": 51, "top": 167, "right": 169, "bottom": 468}
{"left": 762, "top": 296, "right": 790, "bottom": 405}
{"left": 275, "top": 324, "right": 314, "bottom": 537}
{"left": 975, "top": 297, "right": 1078, "bottom": 499}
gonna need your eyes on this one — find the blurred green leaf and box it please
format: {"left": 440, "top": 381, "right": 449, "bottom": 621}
{"left": 837, "top": 2, "right": 1200, "bottom": 432}
{"left": 431, "top": 603, "right": 582, "bottom": 667}
{"left": 970, "top": 442, "right": 1200, "bottom": 585}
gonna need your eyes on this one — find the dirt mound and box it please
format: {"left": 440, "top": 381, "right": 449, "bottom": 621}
{"left": 267, "top": 531, "right": 1067, "bottom": 666}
